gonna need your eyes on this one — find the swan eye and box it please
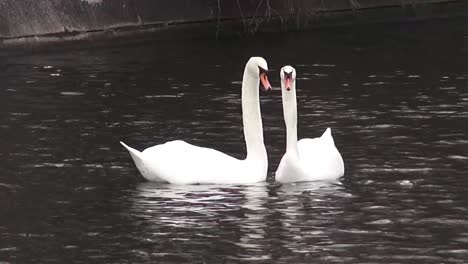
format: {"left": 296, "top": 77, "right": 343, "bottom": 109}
{"left": 258, "top": 66, "right": 268, "bottom": 76}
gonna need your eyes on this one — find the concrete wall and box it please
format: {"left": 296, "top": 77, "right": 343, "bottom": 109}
{"left": 0, "top": 0, "right": 466, "bottom": 41}
{"left": 0, "top": 0, "right": 212, "bottom": 38}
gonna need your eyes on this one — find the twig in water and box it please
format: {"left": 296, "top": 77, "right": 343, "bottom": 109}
{"left": 270, "top": 6, "right": 284, "bottom": 31}
{"left": 265, "top": 0, "right": 271, "bottom": 22}
{"left": 248, "top": 0, "right": 265, "bottom": 34}
{"left": 321, "top": 0, "right": 326, "bottom": 10}
{"left": 236, "top": 0, "right": 247, "bottom": 33}
{"left": 349, "top": 0, "right": 361, "bottom": 10}
{"left": 216, "top": 0, "right": 221, "bottom": 39}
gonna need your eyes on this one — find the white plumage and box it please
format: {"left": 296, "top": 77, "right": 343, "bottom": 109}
{"left": 275, "top": 66, "right": 344, "bottom": 183}
{"left": 121, "top": 57, "right": 272, "bottom": 184}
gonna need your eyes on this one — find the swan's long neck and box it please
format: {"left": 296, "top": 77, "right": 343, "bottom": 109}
{"left": 282, "top": 81, "right": 299, "bottom": 157}
{"left": 242, "top": 70, "right": 267, "bottom": 161}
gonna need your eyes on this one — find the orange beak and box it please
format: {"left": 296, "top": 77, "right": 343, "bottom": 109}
{"left": 260, "top": 73, "right": 272, "bottom": 91}
{"left": 285, "top": 78, "right": 292, "bottom": 91}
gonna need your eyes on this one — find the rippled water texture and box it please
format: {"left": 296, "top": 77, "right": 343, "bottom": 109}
{"left": 1, "top": 20, "right": 468, "bottom": 263}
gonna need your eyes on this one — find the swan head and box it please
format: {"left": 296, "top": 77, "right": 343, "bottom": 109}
{"left": 246, "top": 57, "right": 272, "bottom": 91}
{"left": 280, "top": 65, "right": 296, "bottom": 91}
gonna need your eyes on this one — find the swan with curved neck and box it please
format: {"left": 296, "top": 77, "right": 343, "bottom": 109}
{"left": 275, "top": 65, "right": 344, "bottom": 183}
{"left": 121, "top": 57, "right": 272, "bottom": 184}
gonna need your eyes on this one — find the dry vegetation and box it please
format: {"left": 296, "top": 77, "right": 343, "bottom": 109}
{"left": 215, "top": 0, "right": 444, "bottom": 36}
{"left": 216, "top": 0, "right": 366, "bottom": 36}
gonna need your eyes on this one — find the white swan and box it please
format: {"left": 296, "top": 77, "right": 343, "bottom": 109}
{"left": 121, "top": 57, "right": 272, "bottom": 184}
{"left": 275, "top": 65, "right": 344, "bottom": 183}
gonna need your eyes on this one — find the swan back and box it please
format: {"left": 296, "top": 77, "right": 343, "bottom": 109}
{"left": 298, "top": 134, "right": 344, "bottom": 180}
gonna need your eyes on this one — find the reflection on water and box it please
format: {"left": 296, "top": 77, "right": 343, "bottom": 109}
{"left": 129, "top": 182, "right": 348, "bottom": 262}
{"left": 1, "top": 19, "right": 468, "bottom": 263}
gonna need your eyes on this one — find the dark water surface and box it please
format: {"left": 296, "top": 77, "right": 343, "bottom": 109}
{"left": 1, "top": 20, "right": 468, "bottom": 263}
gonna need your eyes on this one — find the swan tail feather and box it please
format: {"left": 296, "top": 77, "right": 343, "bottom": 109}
{"left": 321, "top": 128, "right": 335, "bottom": 145}
{"left": 120, "top": 141, "right": 168, "bottom": 182}
{"left": 120, "top": 141, "right": 145, "bottom": 165}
